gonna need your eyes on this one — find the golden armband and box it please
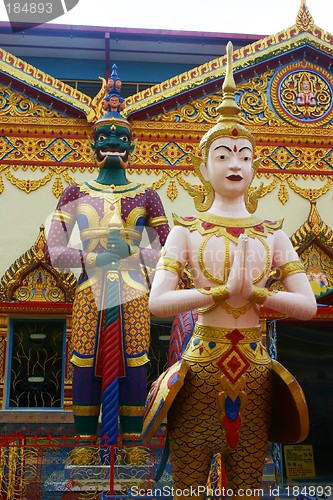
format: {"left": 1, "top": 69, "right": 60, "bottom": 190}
{"left": 148, "top": 216, "right": 169, "bottom": 228}
{"left": 52, "top": 209, "right": 73, "bottom": 224}
{"left": 250, "top": 286, "right": 269, "bottom": 305}
{"left": 155, "top": 256, "right": 183, "bottom": 278}
{"left": 279, "top": 260, "right": 305, "bottom": 281}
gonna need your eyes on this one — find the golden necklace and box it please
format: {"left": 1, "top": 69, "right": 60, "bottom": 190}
{"left": 196, "top": 216, "right": 272, "bottom": 318}
{"left": 198, "top": 233, "right": 271, "bottom": 285}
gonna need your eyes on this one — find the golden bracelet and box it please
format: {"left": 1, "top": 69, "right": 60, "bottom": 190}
{"left": 198, "top": 285, "right": 229, "bottom": 303}
{"left": 279, "top": 260, "right": 305, "bottom": 281}
{"left": 249, "top": 286, "right": 268, "bottom": 305}
{"left": 85, "top": 252, "right": 98, "bottom": 269}
{"left": 197, "top": 287, "right": 211, "bottom": 296}
{"left": 129, "top": 245, "right": 140, "bottom": 257}
{"left": 155, "top": 256, "right": 183, "bottom": 278}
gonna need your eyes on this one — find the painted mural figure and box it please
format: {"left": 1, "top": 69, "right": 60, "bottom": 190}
{"left": 46, "top": 65, "right": 169, "bottom": 458}
{"left": 142, "top": 43, "right": 317, "bottom": 498}
{"left": 296, "top": 74, "right": 316, "bottom": 106}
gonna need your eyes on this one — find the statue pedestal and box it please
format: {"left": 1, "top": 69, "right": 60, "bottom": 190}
{"left": 44, "top": 462, "right": 158, "bottom": 498}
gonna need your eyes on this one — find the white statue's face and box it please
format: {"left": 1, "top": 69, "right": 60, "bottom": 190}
{"left": 201, "top": 136, "right": 254, "bottom": 199}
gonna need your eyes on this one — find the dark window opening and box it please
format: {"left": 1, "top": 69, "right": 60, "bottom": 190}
{"left": 276, "top": 322, "right": 333, "bottom": 479}
{"left": 8, "top": 319, "right": 65, "bottom": 409}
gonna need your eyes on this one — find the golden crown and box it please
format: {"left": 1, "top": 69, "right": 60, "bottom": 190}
{"left": 199, "top": 41, "right": 255, "bottom": 161}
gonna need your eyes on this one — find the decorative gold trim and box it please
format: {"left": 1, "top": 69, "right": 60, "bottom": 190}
{"left": 118, "top": 259, "right": 141, "bottom": 272}
{"left": 197, "top": 285, "right": 230, "bottom": 302}
{"left": 75, "top": 435, "right": 97, "bottom": 440}
{"left": 0, "top": 304, "right": 73, "bottom": 315}
{"left": 224, "top": 237, "right": 230, "bottom": 281}
{"left": 211, "top": 285, "right": 230, "bottom": 303}
{"left": 193, "top": 323, "right": 262, "bottom": 342}
{"left": 0, "top": 225, "right": 76, "bottom": 302}
{"left": 250, "top": 286, "right": 269, "bottom": 305}
{"left": 76, "top": 274, "right": 101, "bottom": 294}
{"left": 0, "top": 83, "right": 63, "bottom": 118}
{"left": 52, "top": 210, "right": 73, "bottom": 223}
{"left": 86, "top": 253, "right": 98, "bottom": 269}
{"left": 72, "top": 405, "right": 100, "bottom": 417}
{"left": 69, "top": 446, "right": 101, "bottom": 466}
{"left": 197, "top": 213, "right": 264, "bottom": 228}
{"left": 148, "top": 216, "right": 169, "bottom": 228}
{"left": 2, "top": 129, "right": 333, "bottom": 200}
{"left": 155, "top": 256, "right": 183, "bottom": 277}
{"left": 125, "top": 0, "right": 333, "bottom": 119}
{"left": 198, "top": 298, "right": 255, "bottom": 318}
{"left": 279, "top": 260, "right": 306, "bottom": 281}
{"left": 286, "top": 176, "right": 333, "bottom": 201}
{"left": 198, "top": 41, "right": 256, "bottom": 161}
{"left": 118, "top": 405, "right": 145, "bottom": 417}
{"left": 125, "top": 207, "right": 146, "bottom": 228}
{"left": 198, "top": 234, "right": 224, "bottom": 285}
{"left": 121, "top": 271, "right": 148, "bottom": 292}
{"left": 78, "top": 181, "right": 148, "bottom": 205}
{"left": 84, "top": 180, "right": 144, "bottom": 194}
{"left": 107, "top": 272, "right": 119, "bottom": 283}
{"left": 70, "top": 354, "right": 94, "bottom": 368}
{"left": 187, "top": 152, "right": 215, "bottom": 212}
{"left": 129, "top": 245, "right": 140, "bottom": 257}
{"left": 296, "top": 0, "right": 314, "bottom": 31}
{"left": 121, "top": 433, "right": 142, "bottom": 441}
{"left": 80, "top": 228, "right": 113, "bottom": 240}
{"left": 218, "top": 299, "right": 255, "bottom": 318}
{"left": 270, "top": 358, "right": 309, "bottom": 443}
{"left": 197, "top": 287, "right": 212, "bottom": 296}
{"left": 123, "top": 228, "right": 143, "bottom": 241}
{"left": 80, "top": 226, "right": 141, "bottom": 247}
{"left": 0, "top": 47, "right": 91, "bottom": 115}
{"left": 127, "top": 354, "right": 149, "bottom": 367}
{"left": 5, "top": 167, "right": 55, "bottom": 193}
{"left": 291, "top": 202, "right": 333, "bottom": 253}
{"left": 196, "top": 225, "right": 271, "bottom": 286}
{"left": 270, "top": 61, "right": 333, "bottom": 128}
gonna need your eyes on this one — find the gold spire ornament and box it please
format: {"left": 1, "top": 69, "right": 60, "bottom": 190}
{"left": 189, "top": 41, "right": 263, "bottom": 213}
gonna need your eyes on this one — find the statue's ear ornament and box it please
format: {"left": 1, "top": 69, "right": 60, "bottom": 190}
{"left": 245, "top": 158, "right": 263, "bottom": 214}
{"left": 253, "top": 157, "right": 261, "bottom": 174}
{"left": 128, "top": 138, "right": 138, "bottom": 164}
{"left": 188, "top": 153, "right": 214, "bottom": 212}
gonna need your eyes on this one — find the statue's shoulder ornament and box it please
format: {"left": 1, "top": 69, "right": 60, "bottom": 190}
{"left": 172, "top": 214, "right": 200, "bottom": 230}
{"left": 263, "top": 218, "right": 284, "bottom": 232}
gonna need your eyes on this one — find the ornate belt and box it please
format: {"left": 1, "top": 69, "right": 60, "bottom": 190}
{"left": 182, "top": 323, "right": 265, "bottom": 363}
{"left": 193, "top": 323, "right": 262, "bottom": 342}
